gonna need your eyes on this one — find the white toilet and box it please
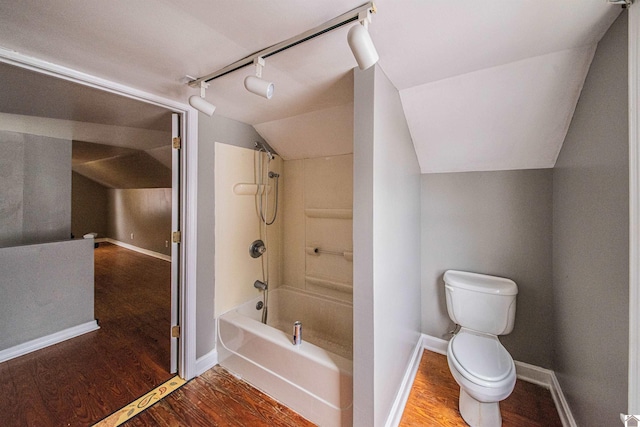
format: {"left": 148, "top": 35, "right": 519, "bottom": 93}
{"left": 444, "top": 270, "right": 518, "bottom": 427}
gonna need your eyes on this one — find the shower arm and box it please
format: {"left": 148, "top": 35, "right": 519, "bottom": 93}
{"left": 255, "top": 141, "right": 275, "bottom": 160}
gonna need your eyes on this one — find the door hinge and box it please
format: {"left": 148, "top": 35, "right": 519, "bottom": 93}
{"left": 172, "top": 137, "right": 181, "bottom": 149}
{"left": 172, "top": 230, "right": 181, "bottom": 244}
{"left": 171, "top": 325, "right": 180, "bottom": 338}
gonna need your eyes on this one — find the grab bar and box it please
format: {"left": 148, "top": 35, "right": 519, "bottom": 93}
{"left": 305, "top": 246, "right": 353, "bottom": 262}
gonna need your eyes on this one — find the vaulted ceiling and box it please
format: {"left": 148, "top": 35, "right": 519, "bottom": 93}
{"left": 0, "top": 1, "right": 622, "bottom": 174}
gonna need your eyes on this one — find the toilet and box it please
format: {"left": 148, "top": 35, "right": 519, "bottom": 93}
{"left": 444, "top": 270, "right": 518, "bottom": 427}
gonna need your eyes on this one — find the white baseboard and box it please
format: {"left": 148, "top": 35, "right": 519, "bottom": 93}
{"left": 385, "top": 335, "right": 425, "bottom": 427}
{"left": 195, "top": 348, "right": 219, "bottom": 376}
{"left": 422, "top": 334, "right": 448, "bottom": 355}
{"left": 419, "top": 334, "right": 576, "bottom": 427}
{"left": 97, "top": 238, "right": 171, "bottom": 262}
{"left": 514, "top": 360, "right": 554, "bottom": 388}
{"left": 0, "top": 320, "right": 99, "bottom": 363}
{"left": 549, "top": 372, "right": 578, "bottom": 427}
{"left": 513, "top": 362, "right": 576, "bottom": 427}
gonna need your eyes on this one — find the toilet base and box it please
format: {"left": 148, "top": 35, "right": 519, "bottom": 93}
{"left": 459, "top": 389, "right": 502, "bottom": 427}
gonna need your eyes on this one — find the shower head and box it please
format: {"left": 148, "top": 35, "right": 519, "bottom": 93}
{"left": 255, "top": 141, "right": 275, "bottom": 160}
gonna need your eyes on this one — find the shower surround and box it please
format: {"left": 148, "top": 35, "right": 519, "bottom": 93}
{"left": 214, "top": 143, "right": 353, "bottom": 426}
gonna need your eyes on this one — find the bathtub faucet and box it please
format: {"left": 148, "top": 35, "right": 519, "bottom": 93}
{"left": 254, "top": 280, "right": 268, "bottom": 291}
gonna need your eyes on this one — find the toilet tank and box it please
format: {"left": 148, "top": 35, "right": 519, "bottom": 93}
{"left": 444, "top": 270, "right": 518, "bottom": 335}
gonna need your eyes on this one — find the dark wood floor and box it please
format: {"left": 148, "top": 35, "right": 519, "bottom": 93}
{"left": 0, "top": 244, "right": 315, "bottom": 427}
{"left": 0, "top": 243, "right": 173, "bottom": 427}
{"left": 122, "top": 365, "right": 316, "bottom": 427}
{"left": 399, "top": 350, "right": 563, "bottom": 427}
{"left": 1, "top": 243, "right": 564, "bottom": 427}
{"left": 120, "top": 349, "right": 563, "bottom": 427}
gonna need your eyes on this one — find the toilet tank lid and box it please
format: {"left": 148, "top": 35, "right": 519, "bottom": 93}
{"left": 444, "top": 270, "right": 518, "bottom": 295}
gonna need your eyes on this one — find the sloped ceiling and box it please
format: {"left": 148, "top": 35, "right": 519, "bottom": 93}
{"left": 403, "top": 46, "right": 596, "bottom": 173}
{"left": 0, "top": 62, "right": 172, "bottom": 188}
{"left": 0, "top": 1, "right": 622, "bottom": 173}
{"left": 72, "top": 140, "right": 171, "bottom": 189}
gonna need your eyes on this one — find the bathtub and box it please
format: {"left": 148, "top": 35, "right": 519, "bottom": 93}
{"left": 218, "top": 286, "right": 353, "bottom": 426}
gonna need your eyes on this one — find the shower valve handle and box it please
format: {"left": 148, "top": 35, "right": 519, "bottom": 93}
{"left": 249, "top": 240, "right": 266, "bottom": 258}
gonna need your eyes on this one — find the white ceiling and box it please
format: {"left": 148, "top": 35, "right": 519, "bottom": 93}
{"left": 0, "top": 0, "right": 622, "bottom": 173}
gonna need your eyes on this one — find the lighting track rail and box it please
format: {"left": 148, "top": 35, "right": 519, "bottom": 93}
{"left": 188, "top": 1, "right": 376, "bottom": 88}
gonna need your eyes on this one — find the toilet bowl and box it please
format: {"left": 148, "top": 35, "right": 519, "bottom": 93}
{"left": 443, "top": 270, "right": 518, "bottom": 427}
{"left": 447, "top": 329, "right": 516, "bottom": 426}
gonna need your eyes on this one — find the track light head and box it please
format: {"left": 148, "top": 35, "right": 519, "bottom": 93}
{"left": 189, "top": 81, "right": 216, "bottom": 116}
{"left": 189, "top": 95, "right": 216, "bottom": 116}
{"left": 348, "top": 23, "right": 379, "bottom": 70}
{"left": 244, "top": 57, "right": 274, "bottom": 99}
{"left": 244, "top": 76, "right": 274, "bottom": 99}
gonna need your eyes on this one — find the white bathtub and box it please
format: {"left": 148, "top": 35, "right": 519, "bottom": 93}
{"left": 218, "top": 286, "right": 353, "bottom": 426}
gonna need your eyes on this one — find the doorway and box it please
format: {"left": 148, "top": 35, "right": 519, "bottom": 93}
{"left": 0, "top": 53, "right": 196, "bottom": 425}
{"left": 69, "top": 111, "right": 178, "bottom": 374}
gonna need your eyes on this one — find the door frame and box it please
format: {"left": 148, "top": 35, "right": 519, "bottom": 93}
{"left": 629, "top": 2, "right": 640, "bottom": 415}
{"left": 0, "top": 48, "right": 199, "bottom": 380}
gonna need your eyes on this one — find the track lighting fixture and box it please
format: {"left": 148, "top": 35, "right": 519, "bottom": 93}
{"left": 347, "top": 8, "right": 379, "bottom": 70}
{"left": 187, "top": 2, "right": 377, "bottom": 99}
{"left": 188, "top": 81, "right": 216, "bottom": 116}
{"left": 244, "top": 57, "right": 274, "bottom": 99}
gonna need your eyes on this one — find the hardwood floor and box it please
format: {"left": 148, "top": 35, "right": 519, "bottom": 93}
{"left": 0, "top": 243, "right": 173, "bottom": 427}
{"left": 0, "top": 243, "right": 313, "bottom": 427}
{"left": 122, "top": 365, "right": 316, "bottom": 427}
{"left": 0, "top": 243, "right": 564, "bottom": 427}
{"left": 399, "top": 350, "right": 562, "bottom": 427}
{"left": 119, "top": 349, "right": 562, "bottom": 427}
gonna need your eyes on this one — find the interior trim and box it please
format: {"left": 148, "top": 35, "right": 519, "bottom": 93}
{"left": 181, "top": 105, "right": 199, "bottom": 381}
{"left": 195, "top": 348, "right": 219, "bottom": 376}
{"left": 0, "top": 321, "right": 99, "bottom": 363}
{"left": 97, "top": 238, "right": 171, "bottom": 262}
{"left": 629, "top": 2, "right": 640, "bottom": 415}
{"left": 513, "top": 361, "right": 576, "bottom": 427}
{"left": 384, "top": 335, "right": 424, "bottom": 427}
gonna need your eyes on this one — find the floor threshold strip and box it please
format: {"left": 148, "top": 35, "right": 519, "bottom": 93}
{"left": 92, "top": 375, "right": 187, "bottom": 427}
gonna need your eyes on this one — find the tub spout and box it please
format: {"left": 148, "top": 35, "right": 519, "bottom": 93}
{"left": 254, "top": 280, "right": 268, "bottom": 291}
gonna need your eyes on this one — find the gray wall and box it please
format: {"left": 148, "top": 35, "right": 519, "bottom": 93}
{"left": 71, "top": 171, "right": 108, "bottom": 239}
{"left": 417, "top": 10, "right": 628, "bottom": 425}
{"left": 0, "top": 239, "right": 95, "bottom": 350}
{"left": 421, "top": 169, "right": 554, "bottom": 368}
{"left": 106, "top": 188, "right": 172, "bottom": 255}
{"left": 353, "top": 65, "right": 422, "bottom": 426}
{"left": 72, "top": 171, "right": 171, "bottom": 256}
{"left": 0, "top": 131, "right": 71, "bottom": 247}
{"left": 552, "top": 12, "right": 628, "bottom": 426}
{"left": 196, "top": 113, "right": 267, "bottom": 359}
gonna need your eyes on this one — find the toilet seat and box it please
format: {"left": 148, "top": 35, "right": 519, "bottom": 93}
{"left": 448, "top": 329, "right": 515, "bottom": 389}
